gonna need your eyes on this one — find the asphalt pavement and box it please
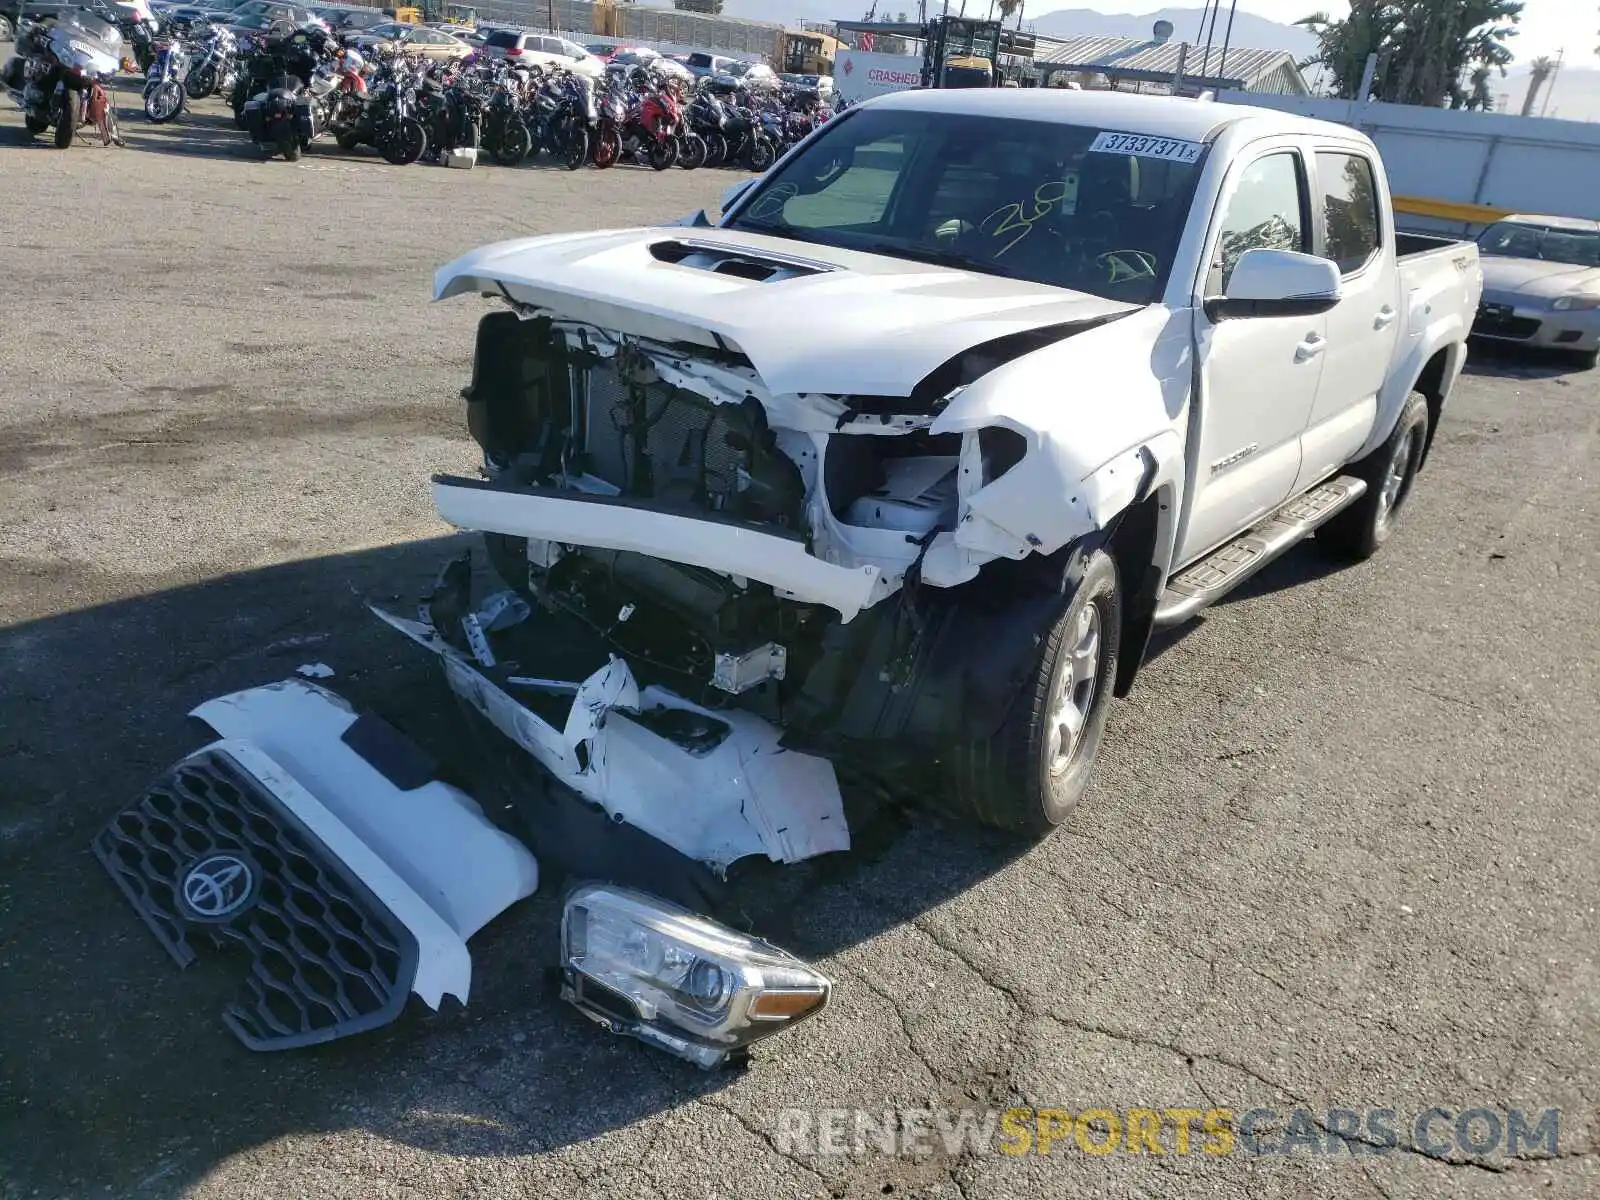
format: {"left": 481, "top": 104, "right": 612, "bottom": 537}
{"left": 1, "top": 88, "right": 1597, "bottom": 1200}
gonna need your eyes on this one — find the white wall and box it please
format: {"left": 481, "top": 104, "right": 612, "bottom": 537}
{"left": 1217, "top": 92, "right": 1600, "bottom": 233}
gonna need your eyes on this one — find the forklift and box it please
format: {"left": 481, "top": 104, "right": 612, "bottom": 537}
{"left": 920, "top": 15, "right": 1001, "bottom": 88}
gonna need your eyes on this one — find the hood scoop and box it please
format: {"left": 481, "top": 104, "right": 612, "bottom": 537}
{"left": 648, "top": 238, "right": 838, "bottom": 283}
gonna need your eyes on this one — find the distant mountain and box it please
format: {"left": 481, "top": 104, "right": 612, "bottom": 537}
{"left": 1029, "top": 7, "right": 1316, "bottom": 58}
{"left": 716, "top": 2, "right": 1318, "bottom": 60}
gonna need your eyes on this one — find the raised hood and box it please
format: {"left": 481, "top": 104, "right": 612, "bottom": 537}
{"left": 435, "top": 227, "right": 1138, "bottom": 399}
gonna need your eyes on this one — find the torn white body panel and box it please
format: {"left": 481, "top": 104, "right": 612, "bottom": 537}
{"left": 193, "top": 681, "right": 540, "bottom": 953}
{"left": 371, "top": 606, "right": 851, "bottom": 873}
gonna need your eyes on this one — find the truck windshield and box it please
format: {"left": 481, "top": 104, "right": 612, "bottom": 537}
{"left": 723, "top": 106, "right": 1208, "bottom": 304}
{"left": 1479, "top": 221, "right": 1600, "bottom": 267}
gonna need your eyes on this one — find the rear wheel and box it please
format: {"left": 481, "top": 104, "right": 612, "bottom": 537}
{"left": 700, "top": 130, "right": 727, "bottom": 167}
{"left": 24, "top": 113, "right": 49, "bottom": 135}
{"left": 949, "top": 550, "right": 1121, "bottom": 836}
{"left": 335, "top": 131, "right": 360, "bottom": 151}
{"left": 275, "top": 121, "right": 300, "bottom": 161}
{"left": 1317, "top": 390, "right": 1429, "bottom": 561}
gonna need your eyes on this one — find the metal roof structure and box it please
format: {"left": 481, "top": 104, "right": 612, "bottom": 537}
{"left": 1033, "top": 34, "right": 1309, "bottom": 95}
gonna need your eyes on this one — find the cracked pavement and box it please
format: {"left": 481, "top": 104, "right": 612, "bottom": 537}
{"left": 1, "top": 88, "right": 1597, "bottom": 1200}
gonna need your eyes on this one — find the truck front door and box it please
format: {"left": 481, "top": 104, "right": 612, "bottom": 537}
{"left": 1178, "top": 143, "right": 1324, "bottom": 567}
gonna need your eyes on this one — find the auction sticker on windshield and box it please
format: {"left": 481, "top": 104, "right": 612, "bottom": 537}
{"left": 1087, "top": 132, "right": 1204, "bottom": 163}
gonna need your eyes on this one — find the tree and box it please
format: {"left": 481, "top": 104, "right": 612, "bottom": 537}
{"left": 1298, "top": 1, "right": 1522, "bottom": 106}
{"left": 1520, "top": 54, "right": 1555, "bottom": 115}
{"left": 1464, "top": 64, "right": 1494, "bottom": 109}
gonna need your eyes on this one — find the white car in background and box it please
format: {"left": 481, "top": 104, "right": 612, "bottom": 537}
{"left": 476, "top": 28, "right": 602, "bottom": 78}
{"left": 1472, "top": 213, "right": 1600, "bottom": 366}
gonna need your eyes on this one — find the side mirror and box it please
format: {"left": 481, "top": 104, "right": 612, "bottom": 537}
{"left": 720, "top": 178, "right": 755, "bottom": 214}
{"left": 1205, "top": 248, "right": 1341, "bottom": 321}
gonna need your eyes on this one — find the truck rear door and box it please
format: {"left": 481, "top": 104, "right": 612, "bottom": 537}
{"left": 1295, "top": 146, "right": 1402, "bottom": 491}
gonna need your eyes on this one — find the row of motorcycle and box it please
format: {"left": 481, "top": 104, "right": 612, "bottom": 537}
{"left": 139, "top": 15, "right": 838, "bottom": 168}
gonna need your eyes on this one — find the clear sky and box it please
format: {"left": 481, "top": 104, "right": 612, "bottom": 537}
{"left": 1063, "top": 1, "right": 1573, "bottom": 63}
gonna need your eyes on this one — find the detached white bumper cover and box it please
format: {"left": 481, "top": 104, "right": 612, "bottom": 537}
{"left": 433, "top": 476, "right": 888, "bottom": 622}
{"left": 92, "top": 680, "right": 539, "bottom": 1050}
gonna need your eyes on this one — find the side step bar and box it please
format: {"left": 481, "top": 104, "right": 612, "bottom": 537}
{"left": 1154, "top": 475, "right": 1367, "bottom": 627}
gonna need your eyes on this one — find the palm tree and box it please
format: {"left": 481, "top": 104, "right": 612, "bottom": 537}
{"left": 1521, "top": 54, "right": 1555, "bottom": 115}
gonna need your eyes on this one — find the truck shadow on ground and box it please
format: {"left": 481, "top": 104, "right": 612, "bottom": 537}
{"left": 0, "top": 536, "right": 1036, "bottom": 1193}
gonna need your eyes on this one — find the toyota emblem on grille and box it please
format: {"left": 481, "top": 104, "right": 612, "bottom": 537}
{"left": 180, "top": 853, "right": 256, "bottom": 920}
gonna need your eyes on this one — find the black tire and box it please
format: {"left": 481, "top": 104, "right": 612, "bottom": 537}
{"left": 1317, "top": 390, "right": 1430, "bottom": 562}
{"left": 276, "top": 124, "right": 300, "bottom": 161}
{"left": 24, "top": 113, "right": 49, "bottom": 135}
{"left": 677, "top": 132, "right": 706, "bottom": 170}
{"left": 185, "top": 64, "right": 216, "bottom": 99}
{"left": 54, "top": 98, "right": 74, "bottom": 148}
{"left": 700, "top": 130, "right": 726, "bottom": 167}
{"left": 335, "top": 131, "right": 360, "bottom": 151}
{"left": 558, "top": 123, "right": 587, "bottom": 170}
{"left": 949, "top": 550, "right": 1121, "bottom": 835}
{"left": 232, "top": 89, "right": 249, "bottom": 128}
{"left": 646, "top": 136, "right": 676, "bottom": 171}
{"left": 591, "top": 126, "right": 619, "bottom": 169}
{"left": 494, "top": 117, "right": 530, "bottom": 165}
{"left": 744, "top": 135, "right": 774, "bottom": 172}
{"left": 1570, "top": 348, "right": 1599, "bottom": 370}
{"left": 381, "top": 115, "right": 425, "bottom": 165}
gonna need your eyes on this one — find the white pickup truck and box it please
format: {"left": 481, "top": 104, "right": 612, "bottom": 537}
{"left": 97, "top": 89, "right": 1482, "bottom": 1070}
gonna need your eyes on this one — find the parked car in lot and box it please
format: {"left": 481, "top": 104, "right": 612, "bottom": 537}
{"left": 345, "top": 19, "right": 469, "bottom": 60}
{"left": 101, "top": 89, "right": 1484, "bottom": 1075}
{"left": 681, "top": 50, "right": 737, "bottom": 78}
{"left": 475, "top": 28, "right": 602, "bottom": 77}
{"left": 1471, "top": 213, "right": 1600, "bottom": 366}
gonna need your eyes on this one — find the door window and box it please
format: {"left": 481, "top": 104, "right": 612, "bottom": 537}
{"left": 1316, "top": 152, "right": 1382, "bottom": 274}
{"left": 1208, "top": 151, "right": 1308, "bottom": 293}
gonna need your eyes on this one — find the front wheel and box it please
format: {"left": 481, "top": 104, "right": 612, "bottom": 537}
{"left": 1317, "top": 390, "right": 1430, "bottom": 561}
{"left": 949, "top": 550, "right": 1121, "bottom": 835}
{"left": 591, "top": 126, "right": 620, "bottom": 169}
{"left": 493, "top": 117, "right": 530, "bottom": 165}
{"left": 53, "top": 96, "right": 74, "bottom": 148}
{"left": 676, "top": 132, "right": 706, "bottom": 170}
{"left": 645, "top": 136, "right": 676, "bottom": 171}
{"left": 144, "top": 80, "right": 183, "bottom": 123}
{"left": 380, "top": 115, "right": 425, "bottom": 165}
{"left": 744, "top": 134, "right": 775, "bottom": 172}
{"left": 185, "top": 64, "right": 217, "bottom": 99}
{"left": 558, "top": 123, "right": 587, "bottom": 170}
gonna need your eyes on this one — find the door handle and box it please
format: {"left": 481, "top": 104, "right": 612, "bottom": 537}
{"left": 1374, "top": 307, "right": 1397, "bottom": 330}
{"left": 1294, "top": 333, "right": 1326, "bottom": 363}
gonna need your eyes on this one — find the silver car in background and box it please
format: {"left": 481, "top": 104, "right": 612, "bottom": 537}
{"left": 1473, "top": 214, "right": 1600, "bottom": 366}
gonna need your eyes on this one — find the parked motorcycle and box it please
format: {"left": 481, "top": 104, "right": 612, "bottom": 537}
{"left": 239, "top": 22, "right": 339, "bottom": 161}
{"left": 141, "top": 33, "right": 188, "bottom": 122}
{"left": 2, "top": 9, "right": 123, "bottom": 149}
{"left": 331, "top": 58, "right": 424, "bottom": 165}
{"left": 183, "top": 23, "right": 236, "bottom": 100}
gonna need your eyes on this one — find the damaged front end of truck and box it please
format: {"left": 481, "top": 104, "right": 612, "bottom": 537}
{"left": 94, "top": 229, "right": 1156, "bottom": 1068}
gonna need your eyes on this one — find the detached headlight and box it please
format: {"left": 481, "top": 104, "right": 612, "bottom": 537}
{"left": 1551, "top": 295, "right": 1600, "bottom": 311}
{"left": 560, "top": 883, "right": 831, "bottom": 1069}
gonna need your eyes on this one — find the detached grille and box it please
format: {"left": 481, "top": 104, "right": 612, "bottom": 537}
{"left": 92, "top": 749, "right": 418, "bottom": 1051}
